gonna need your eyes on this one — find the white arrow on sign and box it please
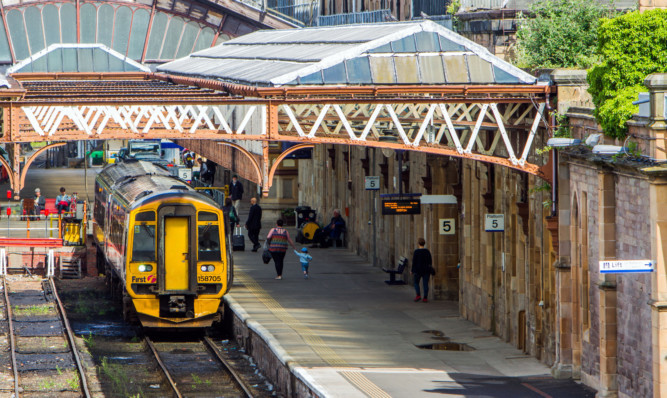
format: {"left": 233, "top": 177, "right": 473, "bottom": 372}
{"left": 599, "top": 260, "right": 653, "bottom": 273}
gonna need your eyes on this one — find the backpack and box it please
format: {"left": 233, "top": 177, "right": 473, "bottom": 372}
{"left": 229, "top": 206, "right": 238, "bottom": 223}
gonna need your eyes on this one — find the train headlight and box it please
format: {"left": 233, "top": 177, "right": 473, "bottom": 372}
{"left": 138, "top": 264, "right": 153, "bottom": 272}
{"left": 207, "top": 265, "right": 215, "bottom": 272}
{"left": 200, "top": 264, "right": 215, "bottom": 272}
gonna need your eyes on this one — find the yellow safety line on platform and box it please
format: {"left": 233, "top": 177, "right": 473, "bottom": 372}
{"left": 236, "top": 271, "right": 392, "bottom": 398}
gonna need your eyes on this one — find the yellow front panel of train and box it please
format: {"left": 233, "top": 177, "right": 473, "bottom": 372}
{"left": 165, "top": 217, "right": 189, "bottom": 291}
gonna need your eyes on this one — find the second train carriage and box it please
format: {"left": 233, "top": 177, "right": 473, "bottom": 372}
{"left": 92, "top": 160, "right": 232, "bottom": 328}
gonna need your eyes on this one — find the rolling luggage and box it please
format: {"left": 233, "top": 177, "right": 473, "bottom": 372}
{"left": 232, "top": 226, "right": 245, "bottom": 251}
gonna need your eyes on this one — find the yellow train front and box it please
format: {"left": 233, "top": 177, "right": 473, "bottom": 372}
{"left": 93, "top": 160, "right": 232, "bottom": 328}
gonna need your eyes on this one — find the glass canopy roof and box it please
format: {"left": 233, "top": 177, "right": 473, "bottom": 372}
{"left": 159, "top": 20, "right": 539, "bottom": 87}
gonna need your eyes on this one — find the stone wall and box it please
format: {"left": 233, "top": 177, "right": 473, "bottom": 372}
{"left": 564, "top": 159, "right": 601, "bottom": 384}
{"left": 559, "top": 139, "right": 656, "bottom": 397}
{"left": 615, "top": 174, "right": 653, "bottom": 398}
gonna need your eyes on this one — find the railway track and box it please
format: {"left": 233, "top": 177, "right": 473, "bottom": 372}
{"left": 146, "top": 335, "right": 255, "bottom": 397}
{"left": 0, "top": 276, "right": 90, "bottom": 397}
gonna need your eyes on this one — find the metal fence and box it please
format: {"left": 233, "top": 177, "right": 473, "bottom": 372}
{"left": 412, "top": 15, "right": 453, "bottom": 30}
{"left": 317, "top": 9, "right": 392, "bottom": 26}
{"left": 267, "top": 0, "right": 319, "bottom": 26}
{"left": 460, "top": 0, "right": 508, "bottom": 9}
{"left": 412, "top": 0, "right": 450, "bottom": 17}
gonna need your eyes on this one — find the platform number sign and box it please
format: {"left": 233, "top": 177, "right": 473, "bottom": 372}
{"left": 439, "top": 218, "right": 455, "bottom": 235}
{"left": 485, "top": 214, "right": 505, "bottom": 232}
{"left": 178, "top": 167, "right": 192, "bottom": 181}
{"left": 365, "top": 176, "right": 380, "bottom": 190}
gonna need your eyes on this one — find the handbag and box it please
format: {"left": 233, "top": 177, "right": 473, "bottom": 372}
{"left": 262, "top": 241, "right": 272, "bottom": 264}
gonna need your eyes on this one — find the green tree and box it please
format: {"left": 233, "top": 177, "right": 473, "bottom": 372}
{"left": 515, "top": 0, "right": 616, "bottom": 69}
{"left": 588, "top": 10, "right": 667, "bottom": 138}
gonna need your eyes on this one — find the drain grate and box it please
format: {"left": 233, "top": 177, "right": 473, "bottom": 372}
{"left": 417, "top": 342, "right": 475, "bottom": 351}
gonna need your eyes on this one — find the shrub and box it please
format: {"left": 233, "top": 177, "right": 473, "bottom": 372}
{"left": 588, "top": 10, "right": 667, "bottom": 138}
{"left": 515, "top": 0, "right": 617, "bottom": 69}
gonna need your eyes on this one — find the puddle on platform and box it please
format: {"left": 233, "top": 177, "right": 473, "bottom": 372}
{"left": 417, "top": 342, "right": 475, "bottom": 351}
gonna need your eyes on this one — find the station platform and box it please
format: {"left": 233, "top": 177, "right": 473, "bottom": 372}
{"left": 224, "top": 218, "right": 594, "bottom": 397}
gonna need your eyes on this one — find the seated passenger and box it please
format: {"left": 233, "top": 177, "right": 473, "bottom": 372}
{"left": 314, "top": 209, "right": 346, "bottom": 248}
{"left": 56, "top": 187, "right": 71, "bottom": 215}
{"left": 33, "top": 188, "right": 45, "bottom": 217}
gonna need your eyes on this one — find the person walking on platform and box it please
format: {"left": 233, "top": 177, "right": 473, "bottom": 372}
{"left": 294, "top": 247, "right": 313, "bottom": 279}
{"left": 266, "top": 219, "right": 297, "bottom": 280}
{"left": 246, "top": 197, "right": 262, "bottom": 252}
{"left": 411, "top": 238, "right": 433, "bottom": 303}
{"left": 222, "top": 197, "right": 238, "bottom": 226}
{"left": 229, "top": 175, "right": 244, "bottom": 213}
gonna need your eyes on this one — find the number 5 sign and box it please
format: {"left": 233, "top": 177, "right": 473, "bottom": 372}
{"left": 365, "top": 176, "right": 380, "bottom": 190}
{"left": 439, "top": 218, "right": 455, "bottom": 235}
{"left": 485, "top": 214, "right": 505, "bottom": 232}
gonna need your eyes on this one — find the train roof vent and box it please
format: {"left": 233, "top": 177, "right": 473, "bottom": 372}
{"left": 135, "top": 190, "right": 153, "bottom": 200}
{"left": 170, "top": 185, "right": 189, "bottom": 190}
{"left": 118, "top": 177, "right": 137, "bottom": 186}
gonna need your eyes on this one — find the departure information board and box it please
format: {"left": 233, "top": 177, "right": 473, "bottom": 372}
{"left": 382, "top": 199, "right": 421, "bottom": 215}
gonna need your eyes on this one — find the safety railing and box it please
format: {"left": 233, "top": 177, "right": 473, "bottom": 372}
{"left": 0, "top": 201, "right": 87, "bottom": 245}
{"left": 191, "top": 179, "right": 227, "bottom": 208}
{"left": 317, "top": 9, "right": 392, "bottom": 26}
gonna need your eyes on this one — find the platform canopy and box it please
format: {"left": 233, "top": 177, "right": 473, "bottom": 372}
{"left": 158, "top": 20, "right": 540, "bottom": 88}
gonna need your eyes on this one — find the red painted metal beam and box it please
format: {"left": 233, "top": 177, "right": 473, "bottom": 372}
{"left": 0, "top": 238, "right": 63, "bottom": 247}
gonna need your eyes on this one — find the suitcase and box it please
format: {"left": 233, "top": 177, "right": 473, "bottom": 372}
{"left": 232, "top": 226, "right": 245, "bottom": 251}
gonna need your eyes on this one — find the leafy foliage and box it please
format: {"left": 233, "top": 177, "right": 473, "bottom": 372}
{"left": 514, "top": 0, "right": 617, "bottom": 69}
{"left": 588, "top": 10, "right": 667, "bottom": 138}
{"left": 596, "top": 85, "right": 645, "bottom": 138}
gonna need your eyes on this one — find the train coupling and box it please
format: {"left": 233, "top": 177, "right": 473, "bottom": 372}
{"left": 168, "top": 295, "right": 187, "bottom": 314}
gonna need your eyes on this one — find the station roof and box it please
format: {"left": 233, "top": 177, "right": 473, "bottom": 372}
{"left": 8, "top": 44, "right": 151, "bottom": 74}
{"left": 158, "top": 20, "right": 539, "bottom": 87}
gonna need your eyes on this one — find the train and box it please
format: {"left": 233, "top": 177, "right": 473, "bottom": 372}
{"left": 92, "top": 160, "right": 233, "bottom": 328}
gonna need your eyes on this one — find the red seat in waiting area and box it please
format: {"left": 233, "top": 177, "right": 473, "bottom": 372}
{"left": 43, "top": 198, "right": 57, "bottom": 215}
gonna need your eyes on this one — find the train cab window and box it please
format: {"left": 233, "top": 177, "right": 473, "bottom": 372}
{"left": 198, "top": 224, "right": 221, "bottom": 261}
{"left": 132, "top": 223, "right": 156, "bottom": 261}
{"left": 198, "top": 212, "right": 218, "bottom": 221}
{"left": 135, "top": 211, "right": 155, "bottom": 222}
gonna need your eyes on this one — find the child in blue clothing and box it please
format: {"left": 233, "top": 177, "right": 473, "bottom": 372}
{"left": 294, "top": 247, "right": 313, "bottom": 279}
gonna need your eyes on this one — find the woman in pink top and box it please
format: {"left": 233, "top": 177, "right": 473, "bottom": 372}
{"left": 266, "top": 219, "right": 297, "bottom": 279}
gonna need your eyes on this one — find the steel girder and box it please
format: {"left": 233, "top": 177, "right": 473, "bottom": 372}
{"left": 6, "top": 98, "right": 550, "bottom": 193}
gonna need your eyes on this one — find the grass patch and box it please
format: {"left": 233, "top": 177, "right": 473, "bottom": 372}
{"left": 13, "top": 305, "right": 51, "bottom": 316}
{"left": 101, "top": 356, "right": 140, "bottom": 397}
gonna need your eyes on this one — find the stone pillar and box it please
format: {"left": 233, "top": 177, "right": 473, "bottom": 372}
{"left": 553, "top": 161, "right": 573, "bottom": 378}
{"left": 645, "top": 74, "right": 667, "bottom": 131}
{"left": 650, "top": 179, "right": 667, "bottom": 398}
{"left": 551, "top": 69, "right": 594, "bottom": 114}
{"left": 644, "top": 74, "right": 667, "bottom": 161}
{"left": 597, "top": 172, "right": 618, "bottom": 397}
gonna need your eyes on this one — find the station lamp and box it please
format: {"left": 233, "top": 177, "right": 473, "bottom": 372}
{"left": 546, "top": 138, "right": 582, "bottom": 148}
{"left": 592, "top": 145, "right": 627, "bottom": 155}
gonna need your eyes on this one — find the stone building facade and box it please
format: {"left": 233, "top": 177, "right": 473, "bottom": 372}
{"left": 551, "top": 71, "right": 667, "bottom": 398}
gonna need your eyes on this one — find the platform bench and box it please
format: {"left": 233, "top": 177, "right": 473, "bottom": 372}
{"left": 382, "top": 256, "right": 407, "bottom": 285}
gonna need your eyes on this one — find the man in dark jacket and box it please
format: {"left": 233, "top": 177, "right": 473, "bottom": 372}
{"left": 411, "top": 238, "right": 433, "bottom": 303}
{"left": 245, "top": 197, "right": 262, "bottom": 251}
{"left": 229, "top": 175, "right": 244, "bottom": 213}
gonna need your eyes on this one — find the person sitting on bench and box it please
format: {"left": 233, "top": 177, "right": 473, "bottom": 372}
{"left": 314, "top": 209, "right": 346, "bottom": 248}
